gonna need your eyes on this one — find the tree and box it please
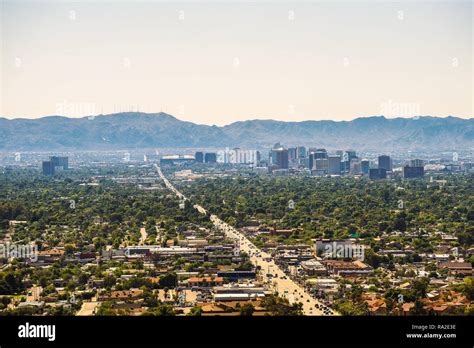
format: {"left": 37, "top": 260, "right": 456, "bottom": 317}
{"left": 261, "top": 295, "right": 303, "bottom": 316}
{"left": 159, "top": 273, "right": 177, "bottom": 288}
{"left": 187, "top": 306, "right": 202, "bottom": 316}
{"left": 143, "top": 304, "right": 176, "bottom": 316}
{"left": 239, "top": 303, "right": 255, "bottom": 316}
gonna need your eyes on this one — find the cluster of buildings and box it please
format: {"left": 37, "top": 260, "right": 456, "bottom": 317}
{"left": 237, "top": 220, "right": 473, "bottom": 315}
{"left": 267, "top": 145, "right": 428, "bottom": 179}
{"left": 159, "top": 152, "right": 217, "bottom": 166}
{"left": 41, "top": 156, "right": 69, "bottom": 175}
{"left": 3, "top": 223, "right": 280, "bottom": 316}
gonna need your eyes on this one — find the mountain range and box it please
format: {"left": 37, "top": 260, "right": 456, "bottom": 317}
{"left": 0, "top": 113, "right": 472, "bottom": 152}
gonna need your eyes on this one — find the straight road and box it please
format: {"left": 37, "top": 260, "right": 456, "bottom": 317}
{"left": 155, "top": 164, "right": 336, "bottom": 316}
{"left": 139, "top": 227, "right": 148, "bottom": 245}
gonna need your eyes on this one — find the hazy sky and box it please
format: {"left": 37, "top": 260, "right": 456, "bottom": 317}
{"left": 0, "top": 0, "right": 472, "bottom": 125}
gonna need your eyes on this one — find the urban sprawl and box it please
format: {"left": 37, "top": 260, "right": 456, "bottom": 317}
{"left": 0, "top": 144, "right": 472, "bottom": 316}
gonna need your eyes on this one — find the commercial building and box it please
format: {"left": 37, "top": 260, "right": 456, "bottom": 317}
{"left": 350, "top": 158, "right": 362, "bottom": 175}
{"left": 378, "top": 155, "right": 392, "bottom": 171}
{"left": 42, "top": 156, "right": 69, "bottom": 175}
{"left": 328, "top": 155, "right": 342, "bottom": 175}
{"left": 213, "top": 285, "right": 268, "bottom": 301}
{"left": 288, "top": 148, "right": 297, "bottom": 162}
{"left": 403, "top": 165, "right": 424, "bottom": 179}
{"left": 341, "top": 150, "right": 357, "bottom": 173}
{"left": 313, "top": 158, "right": 328, "bottom": 176}
{"left": 195, "top": 152, "right": 204, "bottom": 163}
{"left": 310, "top": 149, "right": 328, "bottom": 173}
{"left": 361, "top": 160, "right": 370, "bottom": 174}
{"left": 217, "top": 271, "right": 257, "bottom": 280}
{"left": 204, "top": 152, "right": 217, "bottom": 163}
{"left": 271, "top": 147, "right": 289, "bottom": 169}
{"left": 42, "top": 161, "right": 55, "bottom": 176}
{"left": 50, "top": 156, "right": 69, "bottom": 170}
{"left": 160, "top": 155, "right": 195, "bottom": 166}
{"left": 369, "top": 168, "right": 387, "bottom": 180}
{"left": 297, "top": 146, "right": 306, "bottom": 158}
{"left": 410, "top": 159, "right": 424, "bottom": 167}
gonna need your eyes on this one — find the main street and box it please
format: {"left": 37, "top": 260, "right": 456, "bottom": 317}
{"left": 155, "top": 164, "right": 336, "bottom": 316}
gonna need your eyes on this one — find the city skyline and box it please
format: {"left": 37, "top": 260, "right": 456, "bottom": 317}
{"left": 1, "top": 0, "right": 472, "bottom": 125}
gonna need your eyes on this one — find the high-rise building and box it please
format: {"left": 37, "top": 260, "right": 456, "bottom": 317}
{"left": 350, "top": 158, "right": 362, "bottom": 175}
{"left": 308, "top": 153, "right": 314, "bottom": 170}
{"left": 42, "top": 161, "right": 55, "bottom": 176}
{"left": 288, "top": 148, "right": 297, "bottom": 162}
{"left": 410, "top": 159, "right": 424, "bottom": 167}
{"left": 341, "top": 150, "right": 357, "bottom": 173}
{"left": 204, "top": 152, "right": 217, "bottom": 163}
{"left": 309, "top": 148, "right": 328, "bottom": 171}
{"left": 369, "top": 168, "right": 387, "bottom": 180}
{"left": 313, "top": 158, "right": 328, "bottom": 175}
{"left": 378, "top": 155, "right": 392, "bottom": 171}
{"left": 195, "top": 152, "right": 204, "bottom": 163}
{"left": 50, "top": 156, "right": 69, "bottom": 170}
{"left": 297, "top": 146, "right": 306, "bottom": 159}
{"left": 403, "top": 165, "right": 424, "bottom": 179}
{"left": 314, "top": 149, "right": 328, "bottom": 159}
{"left": 361, "top": 159, "right": 370, "bottom": 174}
{"left": 272, "top": 148, "right": 289, "bottom": 169}
{"left": 328, "top": 155, "right": 342, "bottom": 175}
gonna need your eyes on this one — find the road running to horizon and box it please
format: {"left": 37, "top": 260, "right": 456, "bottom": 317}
{"left": 155, "top": 164, "right": 337, "bottom": 316}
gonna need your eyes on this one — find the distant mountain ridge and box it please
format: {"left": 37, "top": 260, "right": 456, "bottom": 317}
{"left": 0, "top": 113, "right": 472, "bottom": 151}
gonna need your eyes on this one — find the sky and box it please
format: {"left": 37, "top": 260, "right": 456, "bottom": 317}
{"left": 0, "top": 0, "right": 472, "bottom": 125}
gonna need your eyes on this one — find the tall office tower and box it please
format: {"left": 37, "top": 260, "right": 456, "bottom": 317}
{"left": 369, "top": 168, "right": 387, "bottom": 180}
{"left": 254, "top": 151, "right": 261, "bottom": 165}
{"left": 350, "top": 158, "right": 362, "bottom": 175}
{"left": 403, "top": 165, "right": 424, "bottom": 179}
{"left": 297, "top": 146, "right": 306, "bottom": 159}
{"left": 361, "top": 159, "right": 370, "bottom": 174}
{"left": 42, "top": 161, "right": 55, "bottom": 175}
{"left": 313, "top": 158, "right": 329, "bottom": 176}
{"left": 288, "top": 148, "right": 297, "bottom": 162}
{"left": 328, "top": 155, "right": 342, "bottom": 175}
{"left": 314, "top": 148, "right": 328, "bottom": 159}
{"left": 309, "top": 148, "right": 327, "bottom": 171}
{"left": 309, "top": 153, "right": 313, "bottom": 170}
{"left": 378, "top": 155, "right": 392, "bottom": 171}
{"left": 410, "top": 159, "right": 424, "bottom": 167}
{"left": 204, "top": 152, "right": 217, "bottom": 163}
{"left": 272, "top": 147, "right": 289, "bottom": 169}
{"left": 341, "top": 150, "right": 357, "bottom": 173}
{"left": 195, "top": 152, "right": 204, "bottom": 163}
{"left": 50, "top": 156, "right": 69, "bottom": 170}
{"left": 299, "top": 157, "right": 310, "bottom": 168}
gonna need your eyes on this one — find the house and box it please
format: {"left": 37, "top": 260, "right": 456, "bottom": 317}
{"left": 365, "top": 298, "right": 387, "bottom": 315}
{"left": 438, "top": 262, "right": 472, "bottom": 277}
{"left": 35, "top": 248, "right": 65, "bottom": 263}
{"left": 401, "top": 302, "right": 415, "bottom": 316}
